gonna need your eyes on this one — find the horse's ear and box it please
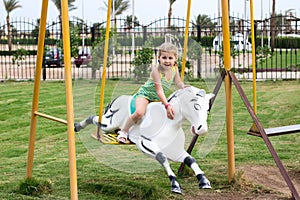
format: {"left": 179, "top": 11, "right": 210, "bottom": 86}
{"left": 206, "top": 93, "right": 215, "bottom": 100}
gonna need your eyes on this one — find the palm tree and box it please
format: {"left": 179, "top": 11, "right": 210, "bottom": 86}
{"left": 103, "top": 0, "right": 130, "bottom": 30}
{"left": 124, "top": 15, "right": 140, "bottom": 30}
{"left": 103, "top": 0, "right": 130, "bottom": 17}
{"left": 51, "top": 0, "right": 77, "bottom": 39}
{"left": 51, "top": 0, "right": 77, "bottom": 15}
{"left": 167, "top": 0, "right": 176, "bottom": 29}
{"left": 3, "top": 0, "right": 22, "bottom": 51}
{"left": 192, "top": 14, "right": 216, "bottom": 36}
{"left": 193, "top": 14, "right": 215, "bottom": 27}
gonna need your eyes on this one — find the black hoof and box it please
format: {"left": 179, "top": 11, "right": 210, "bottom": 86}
{"left": 169, "top": 175, "right": 182, "bottom": 194}
{"left": 197, "top": 174, "right": 212, "bottom": 189}
{"left": 74, "top": 123, "right": 82, "bottom": 132}
{"left": 171, "top": 186, "right": 182, "bottom": 194}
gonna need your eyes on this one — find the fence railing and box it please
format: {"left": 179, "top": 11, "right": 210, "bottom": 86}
{"left": 0, "top": 16, "right": 300, "bottom": 81}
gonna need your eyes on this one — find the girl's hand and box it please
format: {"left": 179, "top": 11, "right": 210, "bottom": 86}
{"left": 166, "top": 105, "right": 174, "bottom": 120}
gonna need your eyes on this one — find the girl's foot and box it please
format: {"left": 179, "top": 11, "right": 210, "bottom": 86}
{"left": 117, "top": 130, "right": 128, "bottom": 143}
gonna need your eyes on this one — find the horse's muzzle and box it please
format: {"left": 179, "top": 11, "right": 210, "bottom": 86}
{"left": 191, "top": 124, "right": 208, "bottom": 135}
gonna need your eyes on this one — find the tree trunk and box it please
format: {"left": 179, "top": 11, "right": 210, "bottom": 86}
{"left": 6, "top": 15, "right": 12, "bottom": 51}
{"left": 92, "top": 68, "right": 96, "bottom": 79}
{"left": 271, "top": 0, "right": 276, "bottom": 52}
{"left": 168, "top": 6, "right": 172, "bottom": 29}
{"left": 228, "top": 0, "right": 230, "bottom": 15}
{"left": 59, "top": 15, "right": 63, "bottom": 40}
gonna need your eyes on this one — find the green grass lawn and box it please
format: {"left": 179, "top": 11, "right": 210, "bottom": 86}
{"left": 0, "top": 79, "right": 299, "bottom": 199}
{"left": 257, "top": 50, "right": 300, "bottom": 69}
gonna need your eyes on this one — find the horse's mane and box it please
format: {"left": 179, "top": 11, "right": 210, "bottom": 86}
{"left": 103, "top": 96, "right": 119, "bottom": 114}
{"left": 167, "top": 87, "right": 201, "bottom": 102}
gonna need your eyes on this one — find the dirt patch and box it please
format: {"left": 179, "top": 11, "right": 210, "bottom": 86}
{"left": 185, "top": 165, "right": 300, "bottom": 200}
{"left": 241, "top": 165, "right": 300, "bottom": 198}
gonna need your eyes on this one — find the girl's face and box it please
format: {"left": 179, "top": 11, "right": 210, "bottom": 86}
{"left": 158, "top": 51, "right": 177, "bottom": 70}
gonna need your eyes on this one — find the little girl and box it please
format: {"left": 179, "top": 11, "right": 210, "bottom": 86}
{"left": 117, "top": 42, "right": 185, "bottom": 143}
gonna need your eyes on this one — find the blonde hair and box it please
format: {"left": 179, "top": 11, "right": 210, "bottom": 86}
{"left": 158, "top": 42, "right": 178, "bottom": 58}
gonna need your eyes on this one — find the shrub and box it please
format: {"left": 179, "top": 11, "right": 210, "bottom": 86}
{"left": 12, "top": 48, "right": 29, "bottom": 67}
{"left": 131, "top": 47, "right": 154, "bottom": 82}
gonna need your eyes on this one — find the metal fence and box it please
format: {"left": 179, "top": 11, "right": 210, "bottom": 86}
{"left": 0, "top": 15, "right": 300, "bottom": 81}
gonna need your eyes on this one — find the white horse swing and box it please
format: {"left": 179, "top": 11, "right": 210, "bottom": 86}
{"left": 75, "top": 86, "right": 214, "bottom": 194}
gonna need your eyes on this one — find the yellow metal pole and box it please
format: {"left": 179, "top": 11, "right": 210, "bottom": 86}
{"left": 250, "top": 0, "right": 257, "bottom": 113}
{"left": 26, "top": 0, "right": 48, "bottom": 179}
{"left": 34, "top": 111, "right": 68, "bottom": 124}
{"left": 61, "top": 0, "right": 78, "bottom": 199}
{"left": 180, "top": 0, "right": 192, "bottom": 81}
{"left": 98, "top": 0, "right": 112, "bottom": 138}
{"left": 249, "top": 0, "right": 258, "bottom": 131}
{"left": 221, "top": 0, "right": 235, "bottom": 182}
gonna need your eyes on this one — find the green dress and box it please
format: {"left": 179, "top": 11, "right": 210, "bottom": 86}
{"left": 130, "top": 66, "right": 176, "bottom": 113}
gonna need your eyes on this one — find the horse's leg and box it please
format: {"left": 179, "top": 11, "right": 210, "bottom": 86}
{"left": 183, "top": 155, "right": 211, "bottom": 189}
{"left": 74, "top": 115, "right": 98, "bottom": 132}
{"left": 137, "top": 138, "right": 182, "bottom": 194}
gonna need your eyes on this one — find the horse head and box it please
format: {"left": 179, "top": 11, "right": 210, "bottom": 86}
{"left": 169, "top": 86, "right": 214, "bottom": 136}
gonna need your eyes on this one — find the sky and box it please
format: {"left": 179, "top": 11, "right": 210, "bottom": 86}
{"left": 0, "top": 0, "right": 299, "bottom": 25}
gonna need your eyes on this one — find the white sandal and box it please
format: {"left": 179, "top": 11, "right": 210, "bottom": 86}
{"left": 117, "top": 130, "right": 128, "bottom": 143}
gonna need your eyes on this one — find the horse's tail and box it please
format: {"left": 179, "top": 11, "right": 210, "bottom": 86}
{"left": 74, "top": 97, "right": 120, "bottom": 132}
{"left": 74, "top": 115, "right": 99, "bottom": 132}
{"left": 74, "top": 95, "right": 130, "bottom": 133}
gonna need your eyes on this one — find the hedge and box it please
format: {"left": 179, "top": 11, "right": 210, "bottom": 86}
{"left": 0, "top": 36, "right": 299, "bottom": 49}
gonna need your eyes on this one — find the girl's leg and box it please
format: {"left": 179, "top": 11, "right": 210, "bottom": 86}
{"left": 117, "top": 97, "right": 149, "bottom": 143}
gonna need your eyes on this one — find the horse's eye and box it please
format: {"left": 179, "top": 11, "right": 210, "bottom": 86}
{"left": 194, "top": 103, "right": 201, "bottom": 110}
{"left": 196, "top": 90, "right": 205, "bottom": 97}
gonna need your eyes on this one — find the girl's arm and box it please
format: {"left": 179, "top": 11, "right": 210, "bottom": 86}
{"left": 152, "top": 67, "right": 175, "bottom": 119}
{"left": 173, "top": 65, "right": 185, "bottom": 89}
{"left": 151, "top": 67, "right": 169, "bottom": 106}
